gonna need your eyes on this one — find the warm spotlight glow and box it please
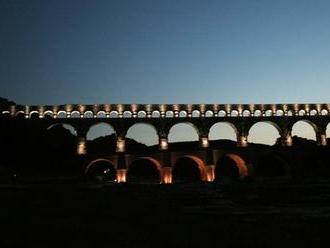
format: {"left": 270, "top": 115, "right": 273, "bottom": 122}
{"left": 284, "top": 135, "right": 293, "bottom": 146}
{"left": 200, "top": 137, "right": 209, "bottom": 148}
{"left": 77, "top": 138, "right": 87, "bottom": 155}
{"left": 161, "top": 167, "right": 172, "bottom": 184}
{"left": 319, "top": 134, "right": 327, "bottom": 146}
{"left": 206, "top": 165, "right": 215, "bottom": 182}
{"left": 238, "top": 135, "right": 248, "bottom": 147}
{"left": 159, "top": 138, "right": 168, "bottom": 150}
{"left": 116, "top": 169, "right": 127, "bottom": 183}
{"left": 116, "top": 137, "right": 125, "bottom": 152}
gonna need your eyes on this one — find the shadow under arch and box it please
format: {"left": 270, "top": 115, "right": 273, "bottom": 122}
{"left": 215, "top": 154, "right": 248, "bottom": 180}
{"left": 85, "top": 159, "right": 117, "bottom": 182}
{"left": 126, "top": 122, "right": 159, "bottom": 146}
{"left": 291, "top": 120, "right": 318, "bottom": 142}
{"left": 127, "top": 157, "right": 161, "bottom": 183}
{"left": 248, "top": 121, "right": 282, "bottom": 145}
{"left": 172, "top": 155, "right": 207, "bottom": 183}
{"left": 254, "top": 153, "right": 291, "bottom": 178}
{"left": 86, "top": 122, "right": 116, "bottom": 141}
{"left": 208, "top": 121, "right": 238, "bottom": 142}
{"left": 168, "top": 122, "right": 199, "bottom": 143}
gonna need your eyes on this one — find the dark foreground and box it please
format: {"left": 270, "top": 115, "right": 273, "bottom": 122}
{"left": 2, "top": 178, "right": 330, "bottom": 247}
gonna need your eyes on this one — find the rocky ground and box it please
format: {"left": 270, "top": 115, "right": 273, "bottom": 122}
{"left": 1, "top": 178, "right": 330, "bottom": 247}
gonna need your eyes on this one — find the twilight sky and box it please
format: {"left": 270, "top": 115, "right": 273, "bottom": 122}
{"left": 1, "top": 0, "right": 330, "bottom": 144}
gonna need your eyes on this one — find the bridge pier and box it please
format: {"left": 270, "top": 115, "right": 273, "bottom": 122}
{"left": 161, "top": 167, "right": 172, "bottom": 184}
{"left": 199, "top": 136, "right": 209, "bottom": 148}
{"left": 159, "top": 137, "right": 168, "bottom": 150}
{"left": 77, "top": 137, "right": 87, "bottom": 155}
{"left": 237, "top": 135, "right": 248, "bottom": 147}
{"left": 116, "top": 136, "right": 126, "bottom": 153}
{"left": 281, "top": 129, "right": 293, "bottom": 146}
{"left": 317, "top": 132, "right": 327, "bottom": 146}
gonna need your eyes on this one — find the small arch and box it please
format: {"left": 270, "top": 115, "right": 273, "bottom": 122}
{"left": 309, "top": 109, "right": 318, "bottom": 116}
{"left": 44, "top": 111, "right": 54, "bottom": 119}
{"left": 70, "top": 111, "right": 80, "bottom": 118}
{"left": 97, "top": 111, "right": 106, "bottom": 118}
{"left": 292, "top": 120, "right": 317, "bottom": 142}
{"left": 248, "top": 121, "right": 281, "bottom": 145}
{"left": 205, "top": 110, "right": 214, "bottom": 117}
{"left": 47, "top": 123, "right": 77, "bottom": 136}
{"left": 110, "top": 111, "right": 119, "bottom": 118}
{"left": 126, "top": 123, "right": 158, "bottom": 146}
{"left": 85, "top": 159, "right": 116, "bottom": 183}
{"left": 57, "top": 111, "right": 67, "bottom": 118}
{"left": 209, "top": 122, "right": 237, "bottom": 142}
{"left": 218, "top": 110, "right": 227, "bottom": 117}
{"left": 123, "top": 111, "right": 132, "bottom": 118}
{"left": 137, "top": 110, "right": 146, "bottom": 118}
{"left": 166, "top": 111, "right": 174, "bottom": 118}
{"left": 84, "top": 111, "right": 94, "bottom": 118}
{"left": 287, "top": 110, "right": 293, "bottom": 116}
{"left": 152, "top": 110, "right": 160, "bottom": 118}
{"left": 242, "top": 110, "right": 250, "bottom": 117}
{"left": 215, "top": 154, "right": 248, "bottom": 180}
{"left": 298, "top": 109, "right": 306, "bottom": 116}
{"left": 29, "top": 111, "right": 40, "bottom": 119}
{"left": 168, "top": 122, "right": 199, "bottom": 143}
{"left": 321, "top": 109, "right": 328, "bottom": 116}
{"left": 265, "top": 110, "right": 273, "bottom": 117}
{"left": 254, "top": 110, "right": 262, "bottom": 117}
{"left": 87, "top": 122, "right": 116, "bottom": 141}
{"left": 173, "top": 155, "right": 206, "bottom": 182}
{"left": 276, "top": 110, "right": 284, "bottom": 116}
{"left": 192, "top": 110, "right": 201, "bottom": 118}
{"left": 179, "top": 110, "right": 187, "bottom": 118}
{"left": 127, "top": 157, "right": 161, "bottom": 183}
{"left": 230, "top": 110, "right": 239, "bottom": 117}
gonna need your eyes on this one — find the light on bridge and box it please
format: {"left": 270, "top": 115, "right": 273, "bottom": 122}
{"left": 200, "top": 137, "right": 209, "bottom": 148}
{"left": 116, "top": 138, "right": 126, "bottom": 153}
{"left": 159, "top": 138, "right": 168, "bottom": 150}
{"left": 117, "top": 169, "right": 127, "bottom": 183}
{"left": 77, "top": 138, "right": 87, "bottom": 155}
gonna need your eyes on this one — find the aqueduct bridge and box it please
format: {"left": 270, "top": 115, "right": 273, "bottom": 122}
{"left": 3, "top": 103, "right": 330, "bottom": 183}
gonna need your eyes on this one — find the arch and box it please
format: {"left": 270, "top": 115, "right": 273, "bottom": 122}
{"left": 192, "top": 110, "right": 201, "bottom": 118}
{"left": 126, "top": 123, "right": 158, "bottom": 146}
{"left": 248, "top": 121, "right": 281, "bottom": 145}
{"left": 208, "top": 122, "right": 237, "bottom": 142}
{"left": 110, "top": 111, "right": 119, "bottom": 118}
{"left": 309, "top": 109, "right": 318, "bottom": 116}
{"left": 29, "top": 111, "right": 39, "bottom": 119}
{"left": 215, "top": 154, "right": 248, "bottom": 180}
{"left": 255, "top": 153, "right": 290, "bottom": 178}
{"left": 292, "top": 120, "right": 317, "bottom": 142}
{"left": 85, "top": 159, "right": 116, "bottom": 182}
{"left": 242, "top": 110, "right": 251, "bottom": 117}
{"left": 276, "top": 110, "right": 284, "bottom": 116}
{"left": 168, "top": 122, "right": 199, "bottom": 143}
{"left": 96, "top": 111, "right": 106, "bottom": 118}
{"left": 44, "top": 111, "right": 54, "bottom": 119}
{"left": 287, "top": 110, "right": 294, "bottom": 116}
{"left": 172, "top": 155, "right": 207, "bottom": 182}
{"left": 218, "top": 110, "right": 227, "bottom": 117}
{"left": 205, "top": 110, "right": 213, "bottom": 117}
{"left": 47, "top": 123, "right": 77, "bottom": 136}
{"left": 254, "top": 110, "right": 262, "bottom": 117}
{"left": 321, "top": 109, "right": 328, "bottom": 116}
{"left": 165, "top": 111, "right": 174, "bottom": 118}
{"left": 298, "top": 109, "right": 306, "bottom": 116}
{"left": 83, "top": 111, "right": 94, "bottom": 118}
{"left": 137, "top": 110, "right": 146, "bottom": 118}
{"left": 230, "top": 110, "right": 239, "bottom": 117}
{"left": 70, "top": 111, "right": 80, "bottom": 118}
{"left": 265, "top": 110, "right": 273, "bottom": 117}
{"left": 123, "top": 111, "right": 132, "bottom": 118}
{"left": 57, "top": 111, "right": 67, "bottom": 118}
{"left": 127, "top": 157, "right": 161, "bottom": 183}
{"left": 87, "top": 122, "right": 116, "bottom": 141}
{"left": 179, "top": 110, "right": 187, "bottom": 118}
{"left": 152, "top": 110, "right": 160, "bottom": 118}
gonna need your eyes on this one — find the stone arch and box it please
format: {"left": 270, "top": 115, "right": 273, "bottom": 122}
{"left": 242, "top": 110, "right": 251, "bottom": 117}
{"left": 172, "top": 155, "right": 207, "bottom": 182}
{"left": 208, "top": 122, "right": 237, "bottom": 142}
{"left": 29, "top": 111, "right": 39, "bottom": 119}
{"left": 70, "top": 111, "right": 80, "bottom": 118}
{"left": 96, "top": 111, "right": 106, "bottom": 118}
{"left": 86, "top": 122, "right": 116, "bottom": 141}
{"left": 165, "top": 110, "right": 174, "bottom": 118}
{"left": 192, "top": 110, "right": 201, "bottom": 117}
{"left": 205, "top": 110, "right": 214, "bottom": 117}
{"left": 215, "top": 154, "right": 248, "bottom": 179}
{"left": 152, "top": 110, "right": 160, "bottom": 118}
{"left": 218, "top": 110, "right": 227, "bottom": 117}
{"left": 85, "top": 159, "right": 117, "bottom": 182}
{"left": 57, "top": 111, "right": 67, "bottom": 118}
{"left": 179, "top": 110, "right": 188, "bottom": 118}
{"left": 321, "top": 109, "right": 328, "bottom": 116}
{"left": 126, "top": 122, "right": 158, "bottom": 146}
{"left": 44, "top": 111, "right": 54, "bottom": 119}
{"left": 168, "top": 122, "right": 199, "bottom": 143}
{"left": 230, "top": 110, "right": 239, "bottom": 117}
{"left": 127, "top": 157, "right": 161, "bottom": 183}
{"left": 47, "top": 123, "right": 77, "bottom": 136}
{"left": 291, "top": 120, "right": 317, "bottom": 142}
{"left": 83, "top": 111, "right": 94, "bottom": 118}
{"left": 276, "top": 109, "right": 284, "bottom": 116}
{"left": 254, "top": 153, "right": 290, "bottom": 178}
{"left": 309, "top": 109, "right": 318, "bottom": 116}
{"left": 254, "top": 110, "right": 262, "bottom": 117}
{"left": 326, "top": 122, "right": 330, "bottom": 138}
{"left": 123, "top": 111, "right": 132, "bottom": 118}
{"left": 110, "top": 110, "right": 119, "bottom": 118}
{"left": 137, "top": 110, "right": 147, "bottom": 118}
{"left": 265, "top": 110, "right": 273, "bottom": 116}
{"left": 248, "top": 121, "right": 281, "bottom": 145}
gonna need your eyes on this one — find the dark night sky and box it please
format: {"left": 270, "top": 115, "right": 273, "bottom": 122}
{"left": 1, "top": 0, "right": 330, "bottom": 105}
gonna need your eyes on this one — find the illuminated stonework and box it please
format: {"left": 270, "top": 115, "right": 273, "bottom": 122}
{"left": 116, "top": 137, "right": 125, "bottom": 153}
{"left": 206, "top": 165, "right": 215, "bottom": 182}
{"left": 159, "top": 138, "right": 168, "bottom": 150}
{"left": 77, "top": 137, "right": 87, "bottom": 155}
{"left": 116, "top": 169, "right": 127, "bottom": 183}
{"left": 161, "top": 167, "right": 172, "bottom": 184}
{"left": 200, "top": 137, "right": 209, "bottom": 148}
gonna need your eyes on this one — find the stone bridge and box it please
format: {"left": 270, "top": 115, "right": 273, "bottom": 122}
{"left": 2, "top": 103, "right": 330, "bottom": 183}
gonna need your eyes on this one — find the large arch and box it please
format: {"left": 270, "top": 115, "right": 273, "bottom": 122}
{"left": 85, "top": 159, "right": 117, "bottom": 182}
{"left": 127, "top": 157, "right": 161, "bottom": 183}
{"left": 168, "top": 122, "right": 199, "bottom": 143}
{"left": 208, "top": 122, "right": 237, "bottom": 142}
{"left": 172, "top": 155, "right": 206, "bottom": 182}
{"left": 254, "top": 153, "right": 290, "bottom": 178}
{"left": 86, "top": 122, "right": 116, "bottom": 141}
{"left": 326, "top": 122, "right": 330, "bottom": 139}
{"left": 215, "top": 154, "right": 248, "bottom": 180}
{"left": 126, "top": 123, "right": 158, "bottom": 146}
{"left": 248, "top": 121, "right": 281, "bottom": 145}
{"left": 291, "top": 120, "right": 317, "bottom": 142}
{"left": 47, "top": 123, "right": 77, "bottom": 136}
